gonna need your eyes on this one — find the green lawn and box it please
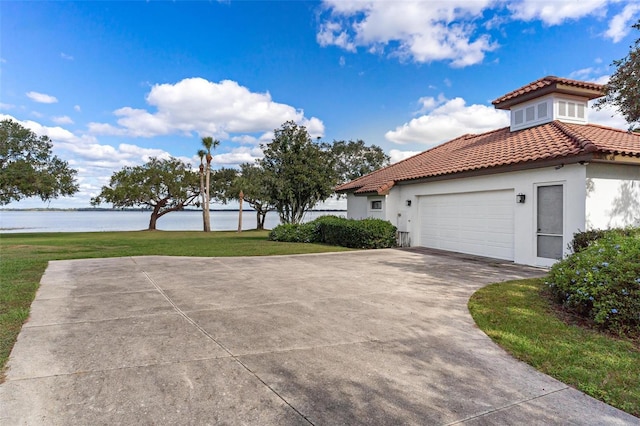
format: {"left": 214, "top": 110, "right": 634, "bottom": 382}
{"left": 469, "top": 278, "right": 640, "bottom": 417}
{"left": 0, "top": 230, "right": 350, "bottom": 379}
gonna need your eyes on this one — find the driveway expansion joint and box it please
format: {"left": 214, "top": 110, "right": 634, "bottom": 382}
{"left": 446, "top": 386, "right": 572, "bottom": 425}
{"left": 134, "top": 258, "right": 316, "bottom": 425}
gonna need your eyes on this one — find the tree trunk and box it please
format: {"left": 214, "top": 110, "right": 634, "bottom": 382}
{"left": 256, "top": 210, "right": 263, "bottom": 230}
{"left": 237, "top": 190, "right": 243, "bottom": 232}
{"left": 258, "top": 211, "right": 266, "bottom": 230}
{"left": 204, "top": 162, "right": 211, "bottom": 232}
{"left": 200, "top": 167, "right": 206, "bottom": 231}
{"left": 148, "top": 204, "right": 162, "bottom": 230}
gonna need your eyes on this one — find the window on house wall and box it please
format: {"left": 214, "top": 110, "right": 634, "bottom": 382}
{"left": 513, "top": 100, "right": 550, "bottom": 129}
{"left": 559, "top": 101, "right": 567, "bottom": 116}
{"left": 526, "top": 106, "right": 535, "bottom": 121}
{"left": 514, "top": 110, "right": 524, "bottom": 125}
{"left": 371, "top": 200, "right": 382, "bottom": 210}
{"left": 538, "top": 102, "right": 548, "bottom": 118}
{"left": 558, "top": 100, "right": 586, "bottom": 119}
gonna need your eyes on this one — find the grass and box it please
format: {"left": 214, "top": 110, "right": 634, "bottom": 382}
{"left": 469, "top": 278, "right": 640, "bottom": 417}
{"left": 0, "top": 230, "right": 350, "bottom": 379}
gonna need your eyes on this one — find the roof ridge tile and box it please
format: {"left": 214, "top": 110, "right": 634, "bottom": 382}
{"left": 552, "top": 121, "right": 597, "bottom": 153}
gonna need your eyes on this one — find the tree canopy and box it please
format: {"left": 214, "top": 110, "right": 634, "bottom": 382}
{"left": 329, "top": 139, "right": 390, "bottom": 185}
{"left": 227, "top": 163, "right": 275, "bottom": 230}
{"left": 260, "top": 121, "right": 337, "bottom": 224}
{"left": 0, "top": 119, "right": 78, "bottom": 205}
{"left": 595, "top": 19, "right": 640, "bottom": 129}
{"left": 91, "top": 157, "right": 200, "bottom": 230}
{"left": 209, "top": 167, "right": 238, "bottom": 204}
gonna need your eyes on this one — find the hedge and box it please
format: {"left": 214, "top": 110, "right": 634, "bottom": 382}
{"left": 268, "top": 216, "right": 397, "bottom": 249}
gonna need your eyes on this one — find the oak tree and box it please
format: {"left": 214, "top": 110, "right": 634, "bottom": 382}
{"left": 91, "top": 157, "right": 200, "bottom": 230}
{"left": 0, "top": 119, "right": 78, "bottom": 204}
{"left": 329, "top": 139, "right": 390, "bottom": 185}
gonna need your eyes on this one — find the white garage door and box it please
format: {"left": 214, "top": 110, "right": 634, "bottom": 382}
{"left": 419, "top": 190, "right": 515, "bottom": 260}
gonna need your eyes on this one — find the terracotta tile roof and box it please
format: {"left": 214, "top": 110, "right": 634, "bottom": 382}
{"left": 336, "top": 122, "right": 640, "bottom": 195}
{"left": 492, "top": 76, "right": 604, "bottom": 109}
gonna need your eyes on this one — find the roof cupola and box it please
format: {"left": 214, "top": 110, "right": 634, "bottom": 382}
{"left": 492, "top": 76, "right": 604, "bottom": 132}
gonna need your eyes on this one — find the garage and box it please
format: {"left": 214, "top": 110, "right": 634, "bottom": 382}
{"left": 418, "top": 190, "right": 515, "bottom": 260}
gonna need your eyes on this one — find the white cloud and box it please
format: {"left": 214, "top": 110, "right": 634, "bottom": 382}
{"left": 0, "top": 113, "right": 174, "bottom": 174}
{"left": 211, "top": 146, "right": 264, "bottom": 166}
{"left": 52, "top": 115, "right": 74, "bottom": 125}
{"left": 87, "top": 122, "right": 127, "bottom": 135}
{"left": 0, "top": 114, "right": 85, "bottom": 145}
{"left": 317, "top": 1, "right": 632, "bottom": 66}
{"left": 26, "top": 91, "right": 58, "bottom": 104}
{"left": 415, "top": 94, "right": 447, "bottom": 115}
{"left": 604, "top": 3, "right": 640, "bottom": 42}
{"left": 0, "top": 102, "right": 15, "bottom": 110}
{"left": 385, "top": 96, "right": 510, "bottom": 145}
{"left": 90, "top": 77, "right": 325, "bottom": 140}
{"left": 317, "top": 21, "right": 356, "bottom": 51}
{"left": 60, "top": 52, "right": 74, "bottom": 60}
{"left": 568, "top": 67, "right": 610, "bottom": 85}
{"left": 74, "top": 105, "right": 81, "bottom": 112}
{"left": 389, "top": 149, "right": 421, "bottom": 164}
{"left": 230, "top": 131, "right": 274, "bottom": 146}
{"left": 231, "top": 135, "right": 260, "bottom": 145}
{"left": 318, "top": 0, "right": 498, "bottom": 67}
{"left": 589, "top": 102, "right": 629, "bottom": 130}
{"left": 507, "top": 0, "right": 609, "bottom": 26}
{"left": 592, "top": 74, "right": 610, "bottom": 85}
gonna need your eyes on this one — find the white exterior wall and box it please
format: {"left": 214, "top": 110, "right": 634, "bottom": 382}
{"left": 586, "top": 163, "right": 640, "bottom": 229}
{"left": 346, "top": 193, "right": 388, "bottom": 220}
{"left": 346, "top": 193, "right": 369, "bottom": 219}
{"left": 367, "top": 195, "right": 386, "bottom": 220}
{"left": 384, "top": 164, "right": 588, "bottom": 267}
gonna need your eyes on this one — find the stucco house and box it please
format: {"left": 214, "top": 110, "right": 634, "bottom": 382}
{"left": 336, "top": 76, "right": 640, "bottom": 267}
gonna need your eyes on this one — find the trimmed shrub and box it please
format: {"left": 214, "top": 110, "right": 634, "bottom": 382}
{"left": 547, "top": 229, "right": 640, "bottom": 336}
{"left": 570, "top": 229, "right": 609, "bottom": 253}
{"left": 268, "top": 216, "right": 397, "bottom": 249}
{"left": 268, "top": 222, "right": 318, "bottom": 243}
{"left": 570, "top": 228, "right": 640, "bottom": 253}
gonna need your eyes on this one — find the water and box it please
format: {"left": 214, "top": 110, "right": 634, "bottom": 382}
{"left": 0, "top": 210, "right": 346, "bottom": 233}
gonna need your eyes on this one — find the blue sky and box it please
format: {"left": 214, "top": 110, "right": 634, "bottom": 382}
{"left": 1, "top": 0, "right": 639, "bottom": 209}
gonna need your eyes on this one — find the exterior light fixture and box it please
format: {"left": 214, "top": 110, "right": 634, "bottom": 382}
{"left": 406, "top": 200, "right": 412, "bottom": 207}
{"left": 516, "top": 193, "right": 526, "bottom": 204}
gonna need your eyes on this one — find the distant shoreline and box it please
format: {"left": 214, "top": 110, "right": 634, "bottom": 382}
{"left": 0, "top": 208, "right": 347, "bottom": 213}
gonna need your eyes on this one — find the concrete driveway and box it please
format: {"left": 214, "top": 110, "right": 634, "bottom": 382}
{"left": 1, "top": 249, "right": 637, "bottom": 425}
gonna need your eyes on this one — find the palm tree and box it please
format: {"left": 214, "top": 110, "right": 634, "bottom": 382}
{"left": 201, "top": 137, "right": 220, "bottom": 232}
{"left": 197, "top": 149, "right": 207, "bottom": 231}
